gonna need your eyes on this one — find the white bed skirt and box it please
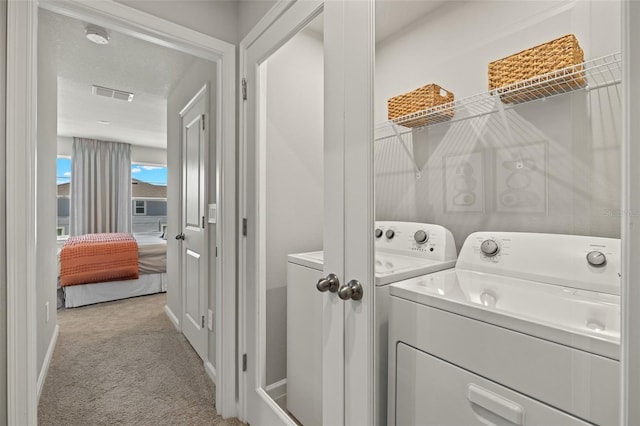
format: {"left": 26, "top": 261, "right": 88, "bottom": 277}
{"left": 63, "top": 273, "right": 167, "bottom": 308}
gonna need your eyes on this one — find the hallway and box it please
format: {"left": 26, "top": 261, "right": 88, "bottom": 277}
{"left": 38, "top": 293, "right": 242, "bottom": 426}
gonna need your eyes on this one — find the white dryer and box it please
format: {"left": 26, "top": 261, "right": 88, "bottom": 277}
{"left": 287, "top": 221, "right": 457, "bottom": 426}
{"left": 388, "top": 232, "right": 620, "bottom": 426}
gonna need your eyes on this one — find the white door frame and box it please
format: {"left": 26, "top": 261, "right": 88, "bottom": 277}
{"left": 238, "top": 2, "right": 322, "bottom": 422}
{"left": 238, "top": 1, "right": 375, "bottom": 424}
{"left": 6, "top": 1, "right": 237, "bottom": 423}
{"left": 621, "top": 0, "right": 640, "bottom": 424}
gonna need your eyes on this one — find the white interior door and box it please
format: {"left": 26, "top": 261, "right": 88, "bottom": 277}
{"left": 241, "top": 1, "right": 375, "bottom": 425}
{"left": 179, "top": 85, "right": 209, "bottom": 360}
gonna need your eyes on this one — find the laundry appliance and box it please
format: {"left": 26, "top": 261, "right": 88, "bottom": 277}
{"left": 287, "top": 221, "right": 457, "bottom": 426}
{"left": 388, "top": 232, "right": 621, "bottom": 426}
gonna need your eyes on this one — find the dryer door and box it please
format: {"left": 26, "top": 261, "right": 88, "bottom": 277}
{"left": 395, "top": 343, "right": 590, "bottom": 426}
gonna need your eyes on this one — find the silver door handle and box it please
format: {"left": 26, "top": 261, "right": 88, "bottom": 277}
{"left": 175, "top": 233, "right": 185, "bottom": 240}
{"left": 317, "top": 274, "right": 340, "bottom": 293}
{"left": 338, "top": 280, "right": 363, "bottom": 301}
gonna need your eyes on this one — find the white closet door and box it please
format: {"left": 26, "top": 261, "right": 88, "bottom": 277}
{"left": 240, "top": 1, "right": 375, "bottom": 425}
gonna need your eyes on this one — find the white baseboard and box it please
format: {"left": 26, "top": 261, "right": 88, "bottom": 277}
{"left": 164, "top": 304, "right": 180, "bottom": 331}
{"left": 265, "top": 378, "right": 287, "bottom": 401}
{"left": 37, "top": 324, "right": 59, "bottom": 402}
{"left": 205, "top": 361, "right": 217, "bottom": 385}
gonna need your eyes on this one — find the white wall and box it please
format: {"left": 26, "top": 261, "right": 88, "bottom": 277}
{"left": 115, "top": 0, "right": 239, "bottom": 45}
{"left": 166, "top": 58, "right": 218, "bottom": 368}
{"left": 36, "top": 9, "right": 59, "bottom": 381}
{"left": 0, "top": 0, "right": 7, "bottom": 423}
{"left": 264, "top": 28, "right": 324, "bottom": 386}
{"left": 57, "top": 136, "right": 167, "bottom": 165}
{"left": 238, "top": 0, "right": 277, "bottom": 42}
{"left": 374, "top": 0, "right": 622, "bottom": 251}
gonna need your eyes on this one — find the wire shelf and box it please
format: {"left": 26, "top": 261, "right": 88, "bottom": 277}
{"left": 387, "top": 52, "right": 622, "bottom": 132}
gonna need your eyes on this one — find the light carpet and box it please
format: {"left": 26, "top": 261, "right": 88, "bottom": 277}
{"left": 38, "top": 293, "right": 243, "bottom": 426}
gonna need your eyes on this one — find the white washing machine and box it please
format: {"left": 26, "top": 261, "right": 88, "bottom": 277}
{"left": 287, "top": 221, "right": 457, "bottom": 426}
{"left": 388, "top": 232, "right": 621, "bottom": 426}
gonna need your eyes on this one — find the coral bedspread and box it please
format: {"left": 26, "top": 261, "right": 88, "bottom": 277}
{"left": 60, "top": 233, "right": 139, "bottom": 287}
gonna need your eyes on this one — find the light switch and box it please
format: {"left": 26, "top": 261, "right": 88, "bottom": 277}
{"left": 208, "top": 309, "right": 214, "bottom": 330}
{"left": 208, "top": 204, "right": 217, "bottom": 224}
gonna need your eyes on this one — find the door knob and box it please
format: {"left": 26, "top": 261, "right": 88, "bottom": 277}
{"left": 338, "top": 280, "right": 364, "bottom": 301}
{"left": 317, "top": 274, "right": 340, "bottom": 293}
{"left": 175, "top": 233, "right": 185, "bottom": 240}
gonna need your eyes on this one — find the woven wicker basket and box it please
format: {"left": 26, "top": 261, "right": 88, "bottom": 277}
{"left": 488, "top": 34, "right": 585, "bottom": 103}
{"left": 387, "top": 84, "right": 454, "bottom": 127}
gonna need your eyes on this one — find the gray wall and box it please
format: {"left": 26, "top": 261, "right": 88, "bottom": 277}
{"left": 0, "top": 0, "right": 7, "bottom": 422}
{"left": 115, "top": 0, "right": 238, "bottom": 45}
{"left": 374, "top": 1, "right": 622, "bottom": 252}
{"left": 238, "top": 0, "right": 278, "bottom": 42}
{"left": 36, "top": 9, "right": 59, "bottom": 381}
{"left": 167, "top": 58, "right": 218, "bottom": 368}
{"left": 264, "top": 28, "right": 324, "bottom": 386}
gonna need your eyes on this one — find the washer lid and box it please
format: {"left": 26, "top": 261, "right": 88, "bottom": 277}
{"left": 374, "top": 253, "right": 456, "bottom": 286}
{"left": 390, "top": 269, "right": 620, "bottom": 360}
{"left": 287, "top": 251, "right": 324, "bottom": 270}
{"left": 288, "top": 250, "right": 456, "bottom": 285}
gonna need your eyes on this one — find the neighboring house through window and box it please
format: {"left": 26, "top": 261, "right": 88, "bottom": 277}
{"left": 131, "top": 163, "right": 167, "bottom": 233}
{"left": 57, "top": 157, "right": 71, "bottom": 238}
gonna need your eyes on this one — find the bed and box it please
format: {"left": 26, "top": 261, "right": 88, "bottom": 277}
{"left": 57, "top": 232, "right": 167, "bottom": 308}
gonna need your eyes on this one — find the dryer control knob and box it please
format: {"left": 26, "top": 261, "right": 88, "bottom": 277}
{"left": 414, "top": 230, "right": 429, "bottom": 244}
{"left": 587, "top": 251, "right": 607, "bottom": 267}
{"left": 375, "top": 229, "right": 383, "bottom": 238}
{"left": 385, "top": 229, "right": 395, "bottom": 239}
{"left": 480, "top": 240, "right": 500, "bottom": 257}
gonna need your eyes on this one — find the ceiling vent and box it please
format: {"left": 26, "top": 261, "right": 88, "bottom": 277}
{"left": 92, "top": 85, "right": 134, "bottom": 102}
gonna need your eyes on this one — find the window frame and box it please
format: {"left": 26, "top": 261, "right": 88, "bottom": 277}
{"left": 134, "top": 199, "right": 147, "bottom": 216}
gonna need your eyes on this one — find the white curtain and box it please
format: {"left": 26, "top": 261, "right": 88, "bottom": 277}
{"left": 70, "top": 138, "right": 132, "bottom": 235}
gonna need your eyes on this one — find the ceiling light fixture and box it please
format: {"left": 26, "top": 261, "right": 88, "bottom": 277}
{"left": 97, "top": 120, "right": 111, "bottom": 125}
{"left": 85, "top": 25, "right": 110, "bottom": 45}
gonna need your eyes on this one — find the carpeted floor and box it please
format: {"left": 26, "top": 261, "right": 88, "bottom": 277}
{"left": 38, "top": 293, "right": 244, "bottom": 426}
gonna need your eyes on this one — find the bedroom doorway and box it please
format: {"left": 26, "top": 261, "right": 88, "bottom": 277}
{"left": 6, "top": 1, "right": 237, "bottom": 423}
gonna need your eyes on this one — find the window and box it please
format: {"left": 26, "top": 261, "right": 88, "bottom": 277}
{"left": 57, "top": 157, "right": 71, "bottom": 237}
{"left": 134, "top": 200, "right": 147, "bottom": 215}
{"left": 131, "top": 163, "right": 167, "bottom": 186}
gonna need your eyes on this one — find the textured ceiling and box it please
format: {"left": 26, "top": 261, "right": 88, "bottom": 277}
{"left": 40, "top": 9, "right": 199, "bottom": 148}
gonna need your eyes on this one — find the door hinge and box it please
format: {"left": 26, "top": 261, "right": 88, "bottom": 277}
{"left": 242, "top": 353, "right": 247, "bottom": 372}
{"left": 202, "top": 114, "right": 205, "bottom": 130}
{"left": 215, "top": 246, "right": 218, "bottom": 257}
{"left": 242, "top": 78, "right": 247, "bottom": 101}
{"left": 242, "top": 218, "right": 248, "bottom": 236}
{"left": 201, "top": 315, "right": 205, "bottom": 328}
{"left": 202, "top": 215, "right": 205, "bottom": 228}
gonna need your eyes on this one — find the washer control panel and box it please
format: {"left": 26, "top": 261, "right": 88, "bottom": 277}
{"left": 375, "top": 221, "right": 457, "bottom": 262}
{"left": 457, "top": 232, "right": 621, "bottom": 295}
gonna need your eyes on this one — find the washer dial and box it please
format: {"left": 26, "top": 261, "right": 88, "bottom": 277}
{"left": 385, "top": 229, "right": 395, "bottom": 239}
{"left": 414, "top": 230, "right": 429, "bottom": 245}
{"left": 480, "top": 239, "right": 500, "bottom": 257}
{"left": 586, "top": 251, "right": 607, "bottom": 267}
{"left": 375, "top": 229, "right": 383, "bottom": 238}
